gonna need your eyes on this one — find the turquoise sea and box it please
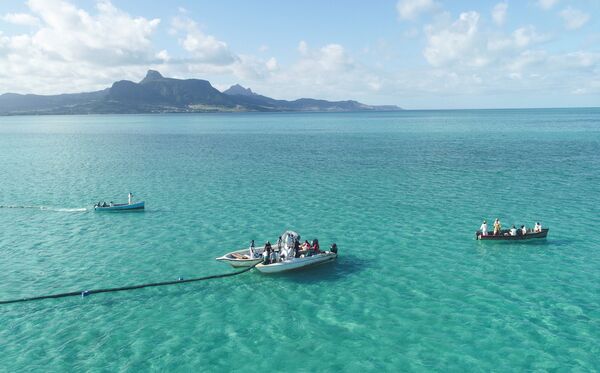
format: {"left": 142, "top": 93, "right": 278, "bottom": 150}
{"left": 1, "top": 109, "right": 599, "bottom": 371}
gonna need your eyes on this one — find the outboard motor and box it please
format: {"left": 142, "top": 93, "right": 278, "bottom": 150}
{"left": 330, "top": 243, "right": 338, "bottom": 254}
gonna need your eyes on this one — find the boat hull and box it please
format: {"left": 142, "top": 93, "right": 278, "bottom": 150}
{"left": 255, "top": 252, "right": 337, "bottom": 273}
{"left": 94, "top": 201, "right": 145, "bottom": 211}
{"left": 476, "top": 228, "right": 548, "bottom": 241}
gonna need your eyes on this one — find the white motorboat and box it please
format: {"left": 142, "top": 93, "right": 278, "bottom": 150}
{"left": 217, "top": 230, "right": 338, "bottom": 273}
{"left": 255, "top": 251, "right": 337, "bottom": 273}
{"left": 216, "top": 230, "right": 301, "bottom": 268}
{"left": 216, "top": 246, "right": 265, "bottom": 268}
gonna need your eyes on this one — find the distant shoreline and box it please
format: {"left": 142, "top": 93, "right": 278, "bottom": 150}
{"left": 0, "top": 70, "right": 401, "bottom": 116}
{"left": 2, "top": 106, "right": 599, "bottom": 117}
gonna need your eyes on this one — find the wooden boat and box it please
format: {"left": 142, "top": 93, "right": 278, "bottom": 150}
{"left": 94, "top": 201, "right": 145, "bottom": 211}
{"left": 255, "top": 251, "right": 337, "bottom": 273}
{"left": 476, "top": 228, "right": 548, "bottom": 241}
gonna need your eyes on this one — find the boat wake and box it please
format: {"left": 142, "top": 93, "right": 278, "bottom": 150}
{"left": 0, "top": 205, "right": 87, "bottom": 212}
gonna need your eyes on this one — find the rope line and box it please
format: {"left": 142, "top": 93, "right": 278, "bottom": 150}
{"left": 0, "top": 262, "right": 259, "bottom": 305}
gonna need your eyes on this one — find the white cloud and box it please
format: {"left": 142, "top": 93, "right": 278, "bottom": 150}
{"left": 559, "top": 7, "right": 590, "bottom": 30}
{"left": 265, "top": 57, "right": 278, "bottom": 71}
{"left": 298, "top": 40, "right": 308, "bottom": 55}
{"left": 396, "top": 0, "right": 437, "bottom": 20}
{"left": 410, "top": 9, "right": 598, "bottom": 102}
{"left": 512, "top": 26, "right": 546, "bottom": 48}
{"left": 424, "top": 11, "right": 481, "bottom": 67}
{"left": 424, "top": 9, "right": 550, "bottom": 71}
{"left": 1, "top": 12, "right": 40, "bottom": 27}
{"left": 156, "top": 50, "right": 170, "bottom": 62}
{"left": 492, "top": 2, "right": 508, "bottom": 26}
{"left": 506, "top": 50, "right": 547, "bottom": 73}
{"left": 26, "top": 0, "right": 160, "bottom": 64}
{"left": 257, "top": 42, "right": 386, "bottom": 101}
{"left": 536, "top": 0, "right": 559, "bottom": 10}
{"left": 487, "top": 26, "right": 547, "bottom": 52}
{"left": 0, "top": 0, "right": 165, "bottom": 94}
{"left": 171, "top": 15, "right": 235, "bottom": 65}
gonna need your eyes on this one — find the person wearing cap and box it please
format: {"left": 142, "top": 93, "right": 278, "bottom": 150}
{"left": 479, "top": 220, "right": 488, "bottom": 236}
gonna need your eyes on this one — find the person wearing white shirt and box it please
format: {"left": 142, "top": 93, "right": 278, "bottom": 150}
{"left": 479, "top": 220, "right": 488, "bottom": 236}
{"left": 521, "top": 225, "right": 527, "bottom": 235}
{"left": 534, "top": 222, "right": 541, "bottom": 233}
{"left": 128, "top": 192, "right": 133, "bottom": 205}
{"left": 509, "top": 225, "right": 517, "bottom": 236}
{"left": 248, "top": 240, "right": 255, "bottom": 258}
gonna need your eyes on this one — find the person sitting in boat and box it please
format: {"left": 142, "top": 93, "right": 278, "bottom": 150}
{"left": 330, "top": 243, "right": 338, "bottom": 254}
{"left": 521, "top": 225, "right": 527, "bottom": 236}
{"left": 248, "top": 240, "right": 256, "bottom": 259}
{"left": 109, "top": 201, "right": 114, "bottom": 207}
{"left": 102, "top": 202, "right": 108, "bottom": 207}
{"left": 301, "top": 240, "right": 311, "bottom": 251}
{"left": 534, "top": 222, "right": 542, "bottom": 233}
{"left": 479, "top": 220, "right": 488, "bottom": 236}
{"left": 509, "top": 225, "right": 517, "bottom": 236}
{"left": 493, "top": 218, "right": 501, "bottom": 235}
{"left": 312, "top": 239, "right": 320, "bottom": 254}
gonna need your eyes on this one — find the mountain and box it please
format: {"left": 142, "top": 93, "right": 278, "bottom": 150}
{"left": 0, "top": 70, "right": 401, "bottom": 115}
{"left": 223, "top": 84, "right": 258, "bottom": 97}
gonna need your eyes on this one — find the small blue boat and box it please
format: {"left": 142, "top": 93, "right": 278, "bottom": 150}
{"left": 94, "top": 201, "right": 145, "bottom": 211}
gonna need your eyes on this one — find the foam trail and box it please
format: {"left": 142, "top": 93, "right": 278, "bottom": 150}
{"left": 41, "top": 207, "right": 88, "bottom": 212}
{"left": 0, "top": 205, "right": 87, "bottom": 212}
{"left": 0, "top": 205, "right": 41, "bottom": 209}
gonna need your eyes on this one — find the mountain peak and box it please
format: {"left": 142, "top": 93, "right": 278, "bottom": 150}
{"left": 223, "top": 84, "right": 257, "bottom": 96}
{"left": 141, "top": 70, "right": 164, "bottom": 83}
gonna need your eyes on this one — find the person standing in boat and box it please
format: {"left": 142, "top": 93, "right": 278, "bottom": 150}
{"left": 493, "top": 218, "right": 502, "bottom": 236}
{"left": 263, "top": 241, "right": 272, "bottom": 264}
{"left": 293, "top": 238, "right": 301, "bottom": 258}
{"left": 248, "top": 240, "right": 256, "bottom": 258}
{"left": 479, "top": 220, "right": 488, "bottom": 236}
{"left": 521, "top": 225, "right": 527, "bottom": 235}
{"left": 128, "top": 192, "right": 133, "bottom": 205}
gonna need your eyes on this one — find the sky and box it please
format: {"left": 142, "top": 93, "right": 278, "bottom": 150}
{"left": 0, "top": 0, "right": 598, "bottom": 109}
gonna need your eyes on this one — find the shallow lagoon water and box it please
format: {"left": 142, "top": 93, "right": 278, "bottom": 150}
{"left": 1, "top": 109, "right": 599, "bottom": 371}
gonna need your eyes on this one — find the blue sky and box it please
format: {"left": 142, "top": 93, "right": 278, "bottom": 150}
{"left": 0, "top": 0, "right": 598, "bottom": 109}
